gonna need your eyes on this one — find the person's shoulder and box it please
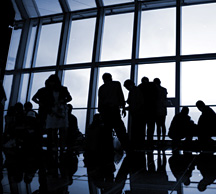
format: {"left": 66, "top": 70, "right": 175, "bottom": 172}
{"left": 112, "top": 81, "right": 121, "bottom": 86}
{"left": 36, "top": 87, "right": 46, "bottom": 94}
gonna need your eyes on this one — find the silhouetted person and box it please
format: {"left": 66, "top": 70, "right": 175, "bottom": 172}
{"left": 168, "top": 107, "right": 196, "bottom": 148}
{"left": 67, "top": 104, "right": 84, "bottom": 151}
{"left": 154, "top": 78, "right": 167, "bottom": 142}
{"left": 98, "top": 73, "right": 129, "bottom": 152}
{"left": 138, "top": 77, "right": 158, "bottom": 146}
{"left": 124, "top": 79, "right": 144, "bottom": 149}
{"left": 32, "top": 79, "right": 52, "bottom": 129}
{"left": 3, "top": 103, "right": 26, "bottom": 149}
{"left": 33, "top": 74, "right": 72, "bottom": 152}
{"left": 23, "top": 102, "right": 41, "bottom": 150}
{"left": 196, "top": 100, "right": 216, "bottom": 145}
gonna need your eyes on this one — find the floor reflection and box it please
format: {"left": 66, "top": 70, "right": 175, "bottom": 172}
{"left": 2, "top": 144, "right": 216, "bottom": 194}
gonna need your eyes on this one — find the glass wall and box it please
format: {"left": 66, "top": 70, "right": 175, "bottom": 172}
{"left": 3, "top": 0, "right": 216, "bottom": 134}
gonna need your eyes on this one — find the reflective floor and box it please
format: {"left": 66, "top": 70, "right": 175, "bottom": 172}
{"left": 2, "top": 143, "right": 216, "bottom": 194}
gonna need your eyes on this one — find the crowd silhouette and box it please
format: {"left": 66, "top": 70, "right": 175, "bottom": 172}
{"left": 1, "top": 73, "right": 216, "bottom": 193}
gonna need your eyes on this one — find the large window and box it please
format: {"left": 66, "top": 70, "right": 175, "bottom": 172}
{"left": 66, "top": 18, "right": 96, "bottom": 64}
{"left": 100, "top": 13, "right": 134, "bottom": 61}
{"left": 5, "top": 28, "right": 22, "bottom": 70}
{"left": 4, "top": 0, "right": 216, "bottom": 135}
{"left": 182, "top": 3, "right": 216, "bottom": 55}
{"left": 181, "top": 60, "right": 216, "bottom": 106}
{"left": 139, "top": 8, "right": 176, "bottom": 58}
{"left": 35, "top": 23, "right": 62, "bottom": 67}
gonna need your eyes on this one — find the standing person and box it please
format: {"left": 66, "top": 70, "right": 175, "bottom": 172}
{"left": 33, "top": 74, "right": 72, "bottom": 151}
{"left": 138, "top": 77, "right": 158, "bottom": 146}
{"left": 123, "top": 79, "right": 144, "bottom": 149}
{"left": 98, "top": 73, "right": 129, "bottom": 152}
{"left": 196, "top": 100, "right": 216, "bottom": 145}
{"left": 153, "top": 78, "right": 168, "bottom": 142}
{"left": 32, "top": 79, "right": 52, "bottom": 130}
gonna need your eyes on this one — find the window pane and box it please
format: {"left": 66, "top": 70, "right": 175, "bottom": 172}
{"left": 182, "top": 3, "right": 216, "bottom": 55}
{"left": 181, "top": 60, "right": 216, "bottom": 105}
{"left": 35, "top": 0, "right": 62, "bottom": 16}
{"left": 103, "top": 0, "right": 134, "bottom": 6}
{"left": 100, "top": 13, "right": 134, "bottom": 61}
{"left": 35, "top": 23, "right": 62, "bottom": 67}
{"left": 66, "top": 18, "right": 96, "bottom": 64}
{"left": 30, "top": 71, "right": 55, "bottom": 109}
{"left": 6, "top": 29, "right": 22, "bottom": 70}
{"left": 72, "top": 109, "right": 87, "bottom": 134}
{"left": 139, "top": 8, "right": 176, "bottom": 58}
{"left": 67, "top": 0, "right": 96, "bottom": 11}
{"left": 63, "top": 69, "right": 91, "bottom": 108}
{"left": 3, "top": 75, "right": 13, "bottom": 110}
{"left": 18, "top": 74, "right": 30, "bottom": 104}
{"left": 24, "top": 26, "right": 37, "bottom": 69}
{"left": 138, "top": 63, "right": 175, "bottom": 98}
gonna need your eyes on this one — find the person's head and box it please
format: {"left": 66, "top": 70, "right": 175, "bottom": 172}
{"left": 153, "top": 78, "right": 161, "bottom": 86}
{"left": 24, "top": 102, "right": 33, "bottom": 111}
{"left": 14, "top": 102, "right": 24, "bottom": 113}
{"left": 67, "top": 104, "right": 73, "bottom": 114}
{"left": 46, "top": 74, "right": 61, "bottom": 89}
{"left": 124, "top": 79, "right": 135, "bottom": 91}
{"left": 102, "top": 73, "right": 112, "bottom": 83}
{"left": 196, "top": 100, "right": 206, "bottom": 112}
{"left": 93, "top": 113, "right": 102, "bottom": 123}
{"left": 181, "top": 107, "right": 189, "bottom": 115}
{"left": 141, "top": 76, "right": 149, "bottom": 84}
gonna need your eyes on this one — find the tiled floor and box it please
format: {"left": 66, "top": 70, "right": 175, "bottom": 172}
{"left": 1, "top": 144, "right": 216, "bottom": 194}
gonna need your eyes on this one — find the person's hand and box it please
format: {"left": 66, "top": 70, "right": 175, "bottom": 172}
{"left": 121, "top": 107, "right": 126, "bottom": 118}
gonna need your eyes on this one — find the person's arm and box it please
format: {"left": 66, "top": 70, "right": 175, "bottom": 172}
{"left": 117, "top": 82, "right": 126, "bottom": 117}
{"left": 64, "top": 87, "right": 72, "bottom": 103}
{"left": 32, "top": 90, "right": 40, "bottom": 105}
{"left": 98, "top": 87, "right": 102, "bottom": 113}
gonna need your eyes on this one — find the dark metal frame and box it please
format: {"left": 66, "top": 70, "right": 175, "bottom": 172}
{"left": 5, "top": 0, "right": 216, "bottom": 127}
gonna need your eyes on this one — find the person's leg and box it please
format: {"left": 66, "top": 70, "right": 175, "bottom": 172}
{"left": 147, "top": 118, "right": 156, "bottom": 146}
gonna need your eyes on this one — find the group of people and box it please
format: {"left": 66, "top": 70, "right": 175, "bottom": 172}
{"left": 3, "top": 74, "right": 83, "bottom": 152}
{"left": 2, "top": 72, "right": 216, "bottom": 154}
{"left": 96, "top": 73, "right": 168, "bottom": 151}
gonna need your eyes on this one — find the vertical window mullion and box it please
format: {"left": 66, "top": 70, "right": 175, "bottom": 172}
{"left": 175, "top": 0, "right": 181, "bottom": 114}
{"left": 86, "top": 7, "right": 105, "bottom": 129}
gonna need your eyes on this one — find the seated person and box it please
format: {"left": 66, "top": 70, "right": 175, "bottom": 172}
{"left": 196, "top": 100, "right": 216, "bottom": 144}
{"left": 168, "top": 107, "right": 196, "bottom": 143}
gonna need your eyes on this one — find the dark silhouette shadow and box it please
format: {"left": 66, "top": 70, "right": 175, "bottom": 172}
{"left": 36, "top": 149, "right": 78, "bottom": 194}
{"left": 197, "top": 152, "right": 216, "bottom": 192}
{"left": 98, "top": 73, "right": 130, "bottom": 152}
{"left": 85, "top": 113, "right": 116, "bottom": 193}
{"left": 168, "top": 107, "right": 197, "bottom": 149}
{"left": 196, "top": 100, "right": 216, "bottom": 147}
{"left": 153, "top": 78, "right": 168, "bottom": 143}
{"left": 124, "top": 79, "right": 144, "bottom": 149}
{"left": 169, "top": 151, "right": 196, "bottom": 187}
{"left": 138, "top": 77, "right": 158, "bottom": 146}
{"left": 32, "top": 74, "right": 72, "bottom": 152}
